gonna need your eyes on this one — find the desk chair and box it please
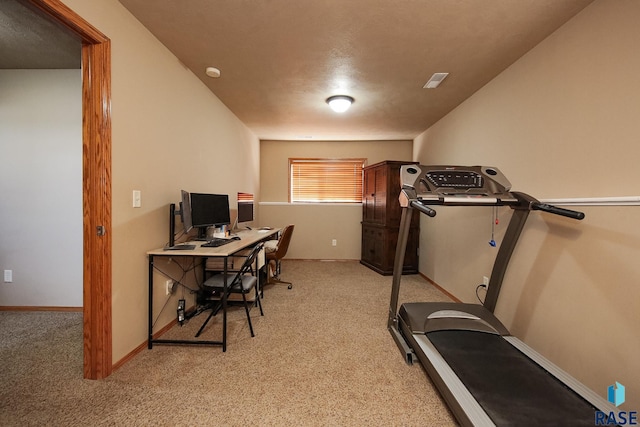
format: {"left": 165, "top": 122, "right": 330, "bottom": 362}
{"left": 265, "top": 224, "right": 294, "bottom": 290}
{"left": 196, "top": 242, "right": 265, "bottom": 340}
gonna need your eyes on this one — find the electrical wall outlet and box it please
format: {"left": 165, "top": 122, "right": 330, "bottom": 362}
{"left": 4, "top": 270, "right": 13, "bottom": 283}
{"left": 483, "top": 276, "right": 489, "bottom": 286}
{"left": 332, "top": 239, "right": 337, "bottom": 246}
{"left": 165, "top": 280, "right": 173, "bottom": 295}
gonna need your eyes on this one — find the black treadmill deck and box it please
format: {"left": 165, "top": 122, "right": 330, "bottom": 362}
{"left": 428, "top": 330, "right": 601, "bottom": 426}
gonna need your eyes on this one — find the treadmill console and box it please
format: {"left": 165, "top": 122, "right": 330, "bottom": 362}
{"left": 424, "top": 170, "right": 484, "bottom": 190}
{"left": 400, "top": 165, "right": 516, "bottom": 206}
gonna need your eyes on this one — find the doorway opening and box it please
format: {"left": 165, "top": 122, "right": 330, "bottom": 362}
{"left": 28, "top": 0, "right": 113, "bottom": 379}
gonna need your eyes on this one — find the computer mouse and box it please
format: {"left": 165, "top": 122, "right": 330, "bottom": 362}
{"left": 231, "top": 236, "right": 241, "bottom": 240}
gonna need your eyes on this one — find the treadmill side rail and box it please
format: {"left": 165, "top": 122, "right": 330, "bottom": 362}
{"left": 504, "top": 336, "right": 622, "bottom": 418}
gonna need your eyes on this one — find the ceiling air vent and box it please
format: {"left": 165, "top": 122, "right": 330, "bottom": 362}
{"left": 423, "top": 73, "right": 449, "bottom": 89}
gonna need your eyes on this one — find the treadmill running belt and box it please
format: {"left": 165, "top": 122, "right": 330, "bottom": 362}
{"left": 428, "top": 330, "right": 599, "bottom": 426}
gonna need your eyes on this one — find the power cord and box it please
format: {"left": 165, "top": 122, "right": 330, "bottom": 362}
{"left": 151, "top": 258, "right": 204, "bottom": 327}
{"left": 475, "top": 284, "right": 487, "bottom": 304}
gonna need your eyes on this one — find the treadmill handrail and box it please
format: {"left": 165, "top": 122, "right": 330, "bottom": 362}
{"left": 410, "top": 200, "right": 436, "bottom": 217}
{"left": 532, "top": 202, "right": 586, "bottom": 220}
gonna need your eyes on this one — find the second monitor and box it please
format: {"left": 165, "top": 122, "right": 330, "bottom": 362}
{"left": 237, "top": 192, "right": 254, "bottom": 226}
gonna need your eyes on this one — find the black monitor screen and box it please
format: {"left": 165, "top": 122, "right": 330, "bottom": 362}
{"left": 237, "top": 192, "right": 254, "bottom": 223}
{"left": 190, "top": 193, "right": 230, "bottom": 228}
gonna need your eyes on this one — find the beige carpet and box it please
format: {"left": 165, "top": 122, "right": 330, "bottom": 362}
{"left": 0, "top": 260, "right": 456, "bottom": 426}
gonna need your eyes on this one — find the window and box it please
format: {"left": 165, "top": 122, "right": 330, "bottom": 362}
{"left": 289, "top": 158, "right": 365, "bottom": 203}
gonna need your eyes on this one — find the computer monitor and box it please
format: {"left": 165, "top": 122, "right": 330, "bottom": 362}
{"left": 180, "top": 189, "right": 193, "bottom": 233}
{"left": 237, "top": 192, "right": 254, "bottom": 224}
{"left": 190, "top": 193, "right": 231, "bottom": 239}
{"left": 168, "top": 190, "right": 194, "bottom": 247}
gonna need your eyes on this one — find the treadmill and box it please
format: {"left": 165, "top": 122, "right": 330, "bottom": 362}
{"left": 388, "top": 165, "right": 620, "bottom": 426}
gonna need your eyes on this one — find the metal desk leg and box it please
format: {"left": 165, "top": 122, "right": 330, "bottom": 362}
{"left": 148, "top": 254, "right": 154, "bottom": 349}
{"left": 222, "top": 256, "right": 228, "bottom": 352}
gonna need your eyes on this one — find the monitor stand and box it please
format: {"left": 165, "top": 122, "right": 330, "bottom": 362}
{"left": 194, "top": 227, "right": 209, "bottom": 241}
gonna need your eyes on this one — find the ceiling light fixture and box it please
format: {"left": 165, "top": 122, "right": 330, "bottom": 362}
{"left": 326, "top": 95, "right": 354, "bottom": 113}
{"left": 423, "top": 72, "right": 449, "bottom": 89}
{"left": 205, "top": 67, "right": 221, "bottom": 78}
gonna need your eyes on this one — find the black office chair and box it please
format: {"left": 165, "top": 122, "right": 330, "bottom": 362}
{"left": 196, "top": 242, "right": 264, "bottom": 339}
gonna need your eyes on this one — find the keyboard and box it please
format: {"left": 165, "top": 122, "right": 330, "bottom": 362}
{"left": 201, "top": 238, "right": 232, "bottom": 248}
{"left": 164, "top": 244, "right": 196, "bottom": 251}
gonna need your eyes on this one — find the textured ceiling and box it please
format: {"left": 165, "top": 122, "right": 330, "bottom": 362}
{"left": 1, "top": 0, "right": 593, "bottom": 141}
{"left": 0, "top": 0, "right": 80, "bottom": 69}
{"left": 117, "top": 0, "right": 593, "bottom": 141}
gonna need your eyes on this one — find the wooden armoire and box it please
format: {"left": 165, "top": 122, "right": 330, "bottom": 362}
{"left": 360, "top": 161, "right": 419, "bottom": 275}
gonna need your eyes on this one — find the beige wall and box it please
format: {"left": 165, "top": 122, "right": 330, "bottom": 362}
{"left": 414, "top": 0, "right": 640, "bottom": 409}
{"left": 62, "top": 0, "right": 260, "bottom": 363}
{"left": 259, "top": 140, "right": 412, "bottom": 259}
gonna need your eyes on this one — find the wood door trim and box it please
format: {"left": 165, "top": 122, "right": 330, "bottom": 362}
{"left": 28, "top": 0, "right": 112, "bottom": 379}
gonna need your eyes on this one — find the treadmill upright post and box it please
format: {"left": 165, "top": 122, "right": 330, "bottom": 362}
{"left": 388, "top": 204, "right": 417, "bottom": 363}
{"left": 389, "top": 205, "right": 412, "bottom": 327}
{"left": 483, "top": 192, "right": 534, "bottom": 313}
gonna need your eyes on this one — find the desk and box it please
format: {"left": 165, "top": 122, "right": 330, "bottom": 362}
{"left": 147, "top": 228, "right": 280, "bottom": 351}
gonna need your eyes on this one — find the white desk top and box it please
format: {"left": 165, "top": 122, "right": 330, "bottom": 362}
{"left": 147, "top": 228, "right": 280, "bottom": 257}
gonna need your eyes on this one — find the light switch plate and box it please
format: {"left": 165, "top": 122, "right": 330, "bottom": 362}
{"left": 133, "top": 190, "right": 141, "bottom": 208}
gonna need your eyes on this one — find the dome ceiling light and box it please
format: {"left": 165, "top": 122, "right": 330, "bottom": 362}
{"left": 326, "top": 95, "right": 354, "bottom": 113}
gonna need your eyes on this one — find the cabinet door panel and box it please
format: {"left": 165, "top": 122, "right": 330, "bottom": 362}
{"left": 386, "top": 164, "right": 404, "bottom": 225}
{"left": 363, "top": 169, "right": 377, "bottom": 222}
{"left": 372, "top": 167, "right": 387, "bottom": 224}
{"left": 361, "top": 225, "right": 384, "bottom": 270}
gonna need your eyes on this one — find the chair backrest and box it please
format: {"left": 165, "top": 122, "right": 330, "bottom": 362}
{"left": 223, "top": 242, "right": 264, "bottom": 288}
{"left": 273, "top": 224, "right": 294, "bottom": 259}
{"left": 238, "top": 242, "right": 264, "bottom": 276}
